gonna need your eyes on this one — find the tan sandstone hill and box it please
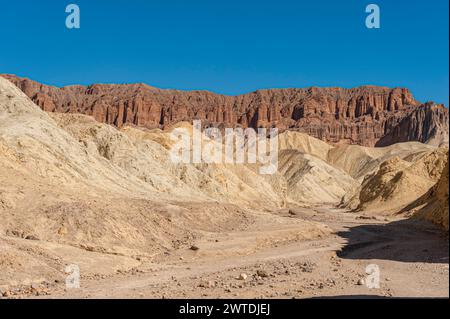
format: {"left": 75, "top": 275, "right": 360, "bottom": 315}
{"left": 1, "top": 75, "right": 335, "bottom": 286}
{"left": 327, "top": 142, "right": 435, "bottom": 181}
{"left": 416, "top": 160, "right": 449, "bottom": 230}
{"left": 343, "top": 148, "right": 448, "bottom": 214}
{"left": 400, "top": 159, "right": 449, "bottom": 231}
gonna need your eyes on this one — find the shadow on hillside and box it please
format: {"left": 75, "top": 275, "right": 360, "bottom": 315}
{"left": 336, "top": 218, "right": 449, "bottom": 264}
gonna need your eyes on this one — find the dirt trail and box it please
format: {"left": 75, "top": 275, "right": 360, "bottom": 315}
{"left": 39, "top": 207, "right": 449, "bottom": 299}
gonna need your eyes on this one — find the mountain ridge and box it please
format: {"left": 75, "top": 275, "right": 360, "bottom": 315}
{"left": 2, "top": 74, "right": 448, "bottom": 147}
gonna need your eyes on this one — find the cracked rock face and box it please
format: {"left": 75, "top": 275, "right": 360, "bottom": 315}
{"left": 2, "top": 74, "right": 448, "bottom": 147}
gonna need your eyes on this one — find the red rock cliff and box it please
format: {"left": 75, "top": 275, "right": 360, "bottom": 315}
{"left": 2, "top": 74, "right": 448, "bottom": 147}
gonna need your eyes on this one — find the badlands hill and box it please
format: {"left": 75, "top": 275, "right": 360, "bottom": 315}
{"left": 400, "top": 161, "right": 449, "bottom": 231}
{"left": 0, "top": 76, "right": 448, "bottom": 294}
{"left": 418, "top": 161, "right": 449, "bottom": 231}
{"left": 2, "top": 74, "right": 449, "bottom": 147}
{"left": 1, "top": 74, "right": 447, "bottom": 224}
{"left": 0, "top": 76, "right": 331, "bottom": 285}
{"left": 342, "top": 148, "right": 448, "bottom": 214}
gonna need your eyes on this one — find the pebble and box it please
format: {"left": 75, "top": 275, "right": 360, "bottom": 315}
{"left": 256, "top": 270, "right": 269, "bottom": 278}
{"left": 198, "top": 280, "right": 215, "bottom": 288}
{"left": 25, "top": 235, "right": 39, "bottom": 241}
{"left": 238, "top": 273, "right": 248, "bottom": 280}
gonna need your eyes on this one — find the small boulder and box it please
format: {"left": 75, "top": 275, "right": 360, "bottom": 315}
{"left": 238, "top": 273, "right": 248, "bottom": 280}
{"left": 256, "top": 270, "right": 269, "bottom": 278}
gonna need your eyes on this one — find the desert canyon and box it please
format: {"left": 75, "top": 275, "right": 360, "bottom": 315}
{"left": 0, "top": 75, "right": 448, "bottom": 299}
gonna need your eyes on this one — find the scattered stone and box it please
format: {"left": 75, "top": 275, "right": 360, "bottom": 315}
{"left": 298, "top": 261, "right": 316, "bottom": 273}
{"left": 357, "top": 279, "right": 365, "bottom": 286}
{"left": 25, "top": 235, "right": 39, "bottom": 241}
{"left": 198, "top": 281, "right": 215, "bottom": 288}
{"left": 357, "top": 215, "right": 376, "bottom": 220}
{"left": 256, "top": 270, "right": 269, "bottom": 278}
{"left": 190, "top": 245, "right": 200, "bottom": 251}
{"left": 238, "top": 273, "right": 248, "bottom": 280}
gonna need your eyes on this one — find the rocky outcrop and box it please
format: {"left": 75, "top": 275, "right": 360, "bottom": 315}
{"left": 407, "top": 158, "right": 449, "bottom": 231}
{"left": 418, "top": 160, "right": 449, "bottom": 231}
{"left": 344, "top": 148, "right": 448, "bottom": 214}
{"left": 375, "top": 102, "right": 449, "bottom": 147}
{"left": 2, "top": 74, "right": 448, "bottom": 147}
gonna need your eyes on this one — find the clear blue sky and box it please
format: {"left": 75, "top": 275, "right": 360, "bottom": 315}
{"left": 0, "top": 0, "right": 448, "bottom": 105}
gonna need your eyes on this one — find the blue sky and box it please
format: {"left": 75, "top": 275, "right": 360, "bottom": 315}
{"left": 0, "top": 0, "right": 448, "bottom": 105}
